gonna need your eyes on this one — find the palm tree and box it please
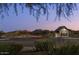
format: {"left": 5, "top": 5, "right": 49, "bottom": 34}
{"left": 0, "top": 3, "right": 77, "bottom": 21}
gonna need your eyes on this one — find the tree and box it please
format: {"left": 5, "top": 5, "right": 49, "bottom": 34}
{"left": 32, "top": 29, "right": 43, "bottom": 35}
{"left": 0, "top": 3, "right": 77, "bottom": 21}
{"left": 32, "top": 29, "right": 50, "bottom": 36}
{"left": 0, "top": 31, "right": 5, "bottom": 37}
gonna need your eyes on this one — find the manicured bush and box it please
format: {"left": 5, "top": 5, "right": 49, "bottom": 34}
{"left": 0, "top": 43, "right": 23, "bottom": 55}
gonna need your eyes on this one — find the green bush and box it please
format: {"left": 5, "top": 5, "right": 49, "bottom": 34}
{"left": 34, "top": 39, "right": 79, "bottom": 55}
{"left": 0, "top": 43, "right": 23, "bottom": 55}
{"left": 35, "top": 40, "right": 49, "bottom": 51}
{"left": 48, "top": 44, "right": 79, "bottom": 55}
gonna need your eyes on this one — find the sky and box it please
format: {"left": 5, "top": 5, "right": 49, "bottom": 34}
{"left": 0, "top": 4, "right": 79, "bottom": 32}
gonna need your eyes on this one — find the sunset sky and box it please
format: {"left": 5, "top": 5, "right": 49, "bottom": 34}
{"left": 0, "top": 4, "right": 79, "bottom": 32}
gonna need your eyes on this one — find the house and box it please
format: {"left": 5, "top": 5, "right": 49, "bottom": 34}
{"left": 54, "top": 26, "right": 75, "bottom": 38}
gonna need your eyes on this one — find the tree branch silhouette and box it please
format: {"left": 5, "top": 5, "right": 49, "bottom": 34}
{"left": 0, "top": 3, "right": 77, "bottom": 21}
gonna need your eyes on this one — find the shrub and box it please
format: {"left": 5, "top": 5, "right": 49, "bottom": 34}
{"left": 48, "top": 44, "right": 79, "bottom": 55}
{"left": 35, "top": 40, "right": 49, "bottom": 51}
{"left": 0, "top": 43, "right": 23, "bottom": 55}
{"left": 34, "top": 39, "right": 79, "bottom": 55}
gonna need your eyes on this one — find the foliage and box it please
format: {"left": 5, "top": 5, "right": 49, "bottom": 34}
{"left": 0, "top": 31, "right": 5, "bottom": 37}
{"left": 34, "top": 38, "right": 79, "bottom": 55}
{"left": 32, "top": 29, "right": 50, "bottom": 36}
{"left": 0, "top": 43, "right": 23, "bottom": 55}
{"left": 0, "top": 3, "right": 77, "bottom": 20}
{"left": 35, "top": 40, "right": 49, "bottom": 51}
{"left": 49, "top": 44, "right": 79, "bottom": 55}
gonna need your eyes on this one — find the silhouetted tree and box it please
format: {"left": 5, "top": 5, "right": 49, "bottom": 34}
{"left": 0, "top": 3, "right": 77, "bottom": 21}
{"left": 32, "top": 29, "right": 43, "bottom": 35}
{"left": 0, "top": 31, "right": 5, "bottom": 37}
{"left": 32, "top": 29, "right": 50, "bottom": 36}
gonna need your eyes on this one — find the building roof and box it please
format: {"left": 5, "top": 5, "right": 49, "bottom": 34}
{"left": 55, "top": 26, "right": 72, "bottom": 32}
